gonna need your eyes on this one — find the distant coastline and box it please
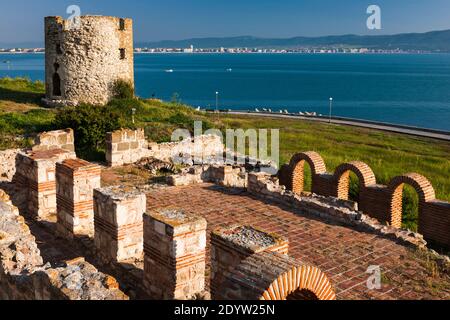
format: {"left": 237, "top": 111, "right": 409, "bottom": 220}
{"left": 0, "top": 50, "right": 442, "bottom": 55}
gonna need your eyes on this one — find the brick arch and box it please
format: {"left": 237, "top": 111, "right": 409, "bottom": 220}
{"left": 387, "top": 173, "right": 436, "bottom": 228}
{"left": 260, "top": 265, "right": 336, "bottom": 301}
{"left": 334, "top": 161, "right": 376, "bottom": 200}
{"left": 287, "top": 152, "right": 327, "bottom": 194}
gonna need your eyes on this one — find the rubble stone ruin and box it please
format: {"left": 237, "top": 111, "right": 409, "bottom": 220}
{"left": 44, "top": 15, "right": 134, "bottom": 106}
{"left": 0, "top": 129, "right": 450, "bottom": 300}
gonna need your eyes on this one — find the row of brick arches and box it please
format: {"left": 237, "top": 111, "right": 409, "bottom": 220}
{"left": 279, "top": 151, "right": 450, "bottom": 248}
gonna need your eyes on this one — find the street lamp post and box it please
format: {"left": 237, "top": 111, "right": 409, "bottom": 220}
{"left": 215, "top": 91, "right": 219, "bottom": 113}
{"left": 329, "top": 97, "right": 333, "bottom": 124}
{"left": 131, "top": 108, "right": 136, "bottom": 124}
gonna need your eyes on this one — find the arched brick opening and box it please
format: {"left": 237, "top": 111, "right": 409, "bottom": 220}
{"left": 387, "top": 173, "right": 436, "bottom": 228}
{"left": 334, "top": 161, "right": 376, "bottom": 201}
{"left": 287, "top": 152, "right": 327, "bottom": 194}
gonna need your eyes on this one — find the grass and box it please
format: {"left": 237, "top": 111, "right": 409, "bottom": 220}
{"left": 1, "top": 77, "right": 449, "bottom": 231}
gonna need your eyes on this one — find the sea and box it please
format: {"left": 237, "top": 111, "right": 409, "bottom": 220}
{"left": 1, "top": 53, "right": 449, "bottom": 131}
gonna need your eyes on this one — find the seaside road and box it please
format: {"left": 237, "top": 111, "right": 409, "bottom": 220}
{"left": 224, "top": 111, "right": 450, "bottom": 141}
{"left": 147, "top": 183, "right": 450, "bottom": 300}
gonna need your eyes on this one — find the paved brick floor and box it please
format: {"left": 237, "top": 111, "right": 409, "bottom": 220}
{"left": 146, "top": 183, "right": 450, "bottom": 300}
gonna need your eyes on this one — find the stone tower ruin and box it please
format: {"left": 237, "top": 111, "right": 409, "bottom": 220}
{"left": 44, "top": 16, "right": 134, "bottom": 106}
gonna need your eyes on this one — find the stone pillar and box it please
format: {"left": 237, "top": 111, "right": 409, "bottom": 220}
{"left": 93, "top": 186, "right": 146, "bottom": 263}
{"left": 210, "top": 224, "right": 289, "bottom": 299}
{"left": 56, "top": 158, "right": 101, "bottom": 239}
{"left": 143, "top": 209, "right": 207, "bottom": 300}
{"left": 14, "top": 149, "right": 76, "bottom": 219}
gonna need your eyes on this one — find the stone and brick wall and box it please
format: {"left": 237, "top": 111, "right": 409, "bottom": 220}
{"left": 56, "top": 158, "right": 101, "bottom": 239}
{"left": 210, "top": 224, "right": 288, "bottom": 299}
{"left": 211, "top": 224, "right": 335, "bottom": 300}
{"left": 94, "top": 186, "right": 146, "bottom": 263}
{"left": 249, "top": 171, "right": 427, "bottom": 248}
{"left": 13, "top": 149, "right": 76, "bottom": 219}
{"left": 143, "top": 209, "right": 207, "bottom": 300}
{"left": 278, "top": 151, "right": 450, "bottom": 248}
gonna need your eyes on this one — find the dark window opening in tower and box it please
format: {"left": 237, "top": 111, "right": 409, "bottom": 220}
{"left": 119, "top": 18, "right": 126, "bottom": 31}
{"left": 52, "top": 73, "right": 62, "bottom": 97}
{"left": 56, "top": 43, "right": 63, "bottom": 54}
{"left": 120, "top": 48, "right": 126, "bottom": 60}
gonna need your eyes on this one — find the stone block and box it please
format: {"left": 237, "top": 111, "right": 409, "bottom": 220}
{"left": 94, "top": 186, "right": 146, "bottom": 263}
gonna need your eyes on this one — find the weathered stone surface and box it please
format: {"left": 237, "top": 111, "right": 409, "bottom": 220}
{"left": 168, "top": 165, "right": 247, "bottom": 188}
{"left": 106, "top": 129, "right": 225, "bottom": 168}
{"left": 106, "top": 128, "right": 151, "bottom": 167}
{"left": 45, "top": 16, "right": 134, "bottom": 106}
{"left": 0, "top": 149, "right": 22, "bottom": 182}
{"left": 33, "top": 129, "right": 75, "bottom": 152}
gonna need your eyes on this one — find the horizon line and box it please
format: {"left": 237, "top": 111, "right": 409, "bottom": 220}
{"left": 1, "top": 28, "right": 449, "bottom": 46}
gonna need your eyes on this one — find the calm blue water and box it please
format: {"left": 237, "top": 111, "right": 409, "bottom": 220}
{"left": 1, "top": 53, "right": 450, "bottom": 131}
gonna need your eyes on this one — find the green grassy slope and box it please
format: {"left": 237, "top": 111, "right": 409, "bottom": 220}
{"left": 1, "top": 77, "right": 449, "bottom": 230}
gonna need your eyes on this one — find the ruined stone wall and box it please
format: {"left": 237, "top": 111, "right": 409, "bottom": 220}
{"left": 106, "top": 128, "right": 151, "bottom": 166}
{"left": 45, "top": 16, "right": 134, "bottom": 106}
{"left": 149, "top": 134, "right": 224, "bottom": 163}
{"left": 32, "top": 129, "right": 75, "bottom": 152}
{"left": 0, "top": 195, "right": 127, "bottom": 300}
{"left": 168, "top": 165, "right": 247, "bottom": 188}
{"left": 106, "top": 128, "right": 224, "bottom": 167}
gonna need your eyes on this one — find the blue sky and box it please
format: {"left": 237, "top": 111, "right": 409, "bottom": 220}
{"left": 1, "top": 0, "right": 450, "bottom": 43}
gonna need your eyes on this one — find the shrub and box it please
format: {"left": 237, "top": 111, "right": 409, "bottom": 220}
{"left": 54, "top": 104, "right": 124, "bottom": 158}
{"left": 112, "top": 79, "right": 135, "bottom": 100}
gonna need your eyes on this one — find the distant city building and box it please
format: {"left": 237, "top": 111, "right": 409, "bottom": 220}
{"left": 183, "top": 45, "right": 194, "bottom": 53}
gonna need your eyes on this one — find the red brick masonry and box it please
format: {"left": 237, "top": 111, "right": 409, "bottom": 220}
{"left": 56, "top": 158, "right": 101, "bottom": 239}
{"left": 147, "top": 184, "right": 450, "bottom": 300}
{"left": 279, "top": 151, "right": 450, "bottom": 248}
{"left": 211, "top": 225, "right": 335, "bottom": 300}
